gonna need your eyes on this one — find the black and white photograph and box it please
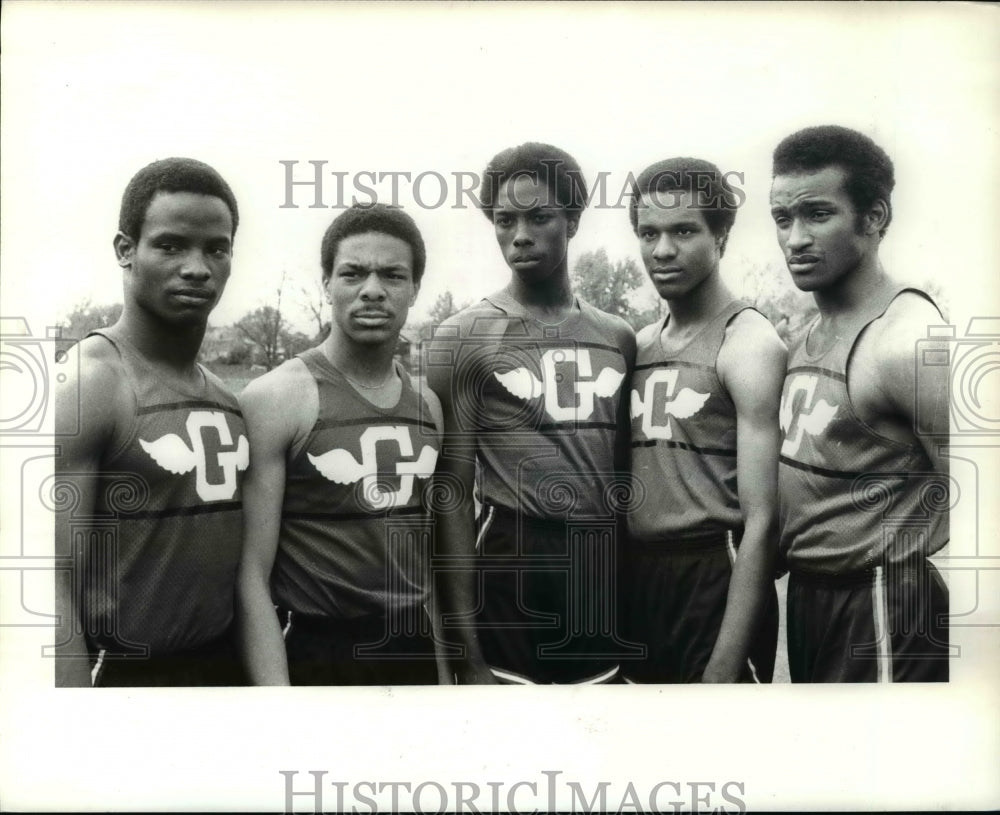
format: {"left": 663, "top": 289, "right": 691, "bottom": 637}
{"left": 1, "top": 1, "right": 998, "bottom": 811}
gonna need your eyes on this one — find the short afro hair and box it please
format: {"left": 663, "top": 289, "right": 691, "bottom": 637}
{"left": 118, "top": 157, "right": 239, "bottom": 240}
{"left": 320, "top": 203, "right": 427, "bottom": 285}
{"left": 629, "top": 157, "right": 740, "bottom": 255}
{"left": 772, "top": 125, "right": 895, "bottom": 236}
{"left": 478, "top": 142, "right": 589, "bottom": 222}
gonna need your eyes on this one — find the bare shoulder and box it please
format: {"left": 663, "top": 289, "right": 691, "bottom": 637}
{"left": 720, "top": 309, "right": 787, "bottom": 369}
{"left": 58, "top": 336, "right": 130, "bottom": 435}
{"left": 432, "top": 299, "right": 499, "bottom": 340}
{"left": 54, "top": 336, "right": 135, "bottom": 460}
{"left": 634, "top": 320, "right": 660, "bottom": 349}
{"left": 590, "top": 306, "right": 636, "bottom": 349}
{"left": 239, "top": 357, "right": 315, "bottom": 438}
{"left": 72, "top": 333, "right": 126, "bottom": 387}
{"left": 199, "top": 364, "right": 238, "bottom": 399}
{"left": 869, "top": 289, "right": 947, "bottom": 366}
{"left": 849, "top": 288, "right": 949, "bottom": 432}
{"left": 424, "top": 300, "right": 499, "bottom": 398}
{"left": 412, "top": 374, "right": 445, "bottom": 440}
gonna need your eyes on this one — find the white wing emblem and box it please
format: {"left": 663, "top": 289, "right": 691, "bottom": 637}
{"left": 308, "top": 425, "right": 438, "bottom": 510}
{"left": 139, "top": 411, "right": 249, "bottom": 501}
{"left": 592, "top": 367, "right": 625, "bottom": 398}
{"left": 630, "top": 388, "right": 644, "bottom": 420}
{"left": 139, "top": 434, "right": 198, "bottom": 475}
{"left": 799, "top": 398, "right": 838, "bottom": 437}
{"left": 234, "top": 435, "right": 250, "bottom": 472}
{"left": 308, "top": 448, "right": 375, "bottom": 485}
{"left": 664, "top": 388, "right": 711, "bottom": 419}
{"left": 495, "top": 368, "right": 544, "bottom": 400}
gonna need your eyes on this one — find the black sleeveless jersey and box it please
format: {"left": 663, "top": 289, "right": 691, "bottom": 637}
{"left": 85, "top": 330, "right": 247, "bottom": 655}
{"left": 271, "top": 348, "right": 439, "bottom": 618}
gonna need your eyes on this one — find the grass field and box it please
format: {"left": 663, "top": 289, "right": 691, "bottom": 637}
{"left": 209, "top": 359, "right": 793, "bottom": 683}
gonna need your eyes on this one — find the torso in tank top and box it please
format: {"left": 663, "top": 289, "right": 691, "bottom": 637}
{"left": 777, "top": 285, "right": 948, "bottom": 573}
{"left": 467, "top": 289, "right": 629, "bottom": 520}
{"left": 271, "top": 348, "right": 439, "bottom": 618}
{"left": 628, "top": 300, "right": 751, "bottom": 541}
{"left": 86, "top": 329, "right": 248, "bottom": 655}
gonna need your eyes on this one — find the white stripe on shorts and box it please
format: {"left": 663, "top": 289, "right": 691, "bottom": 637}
{"left": 474, "top": 505, "right": 496, "bottom": 553}
{"left": 571, "top": 665, "right": 620, "bottom": 684}
{"left": 873, "top": 565, "right": 892, "bottom": 683}
{"left": 489, "top": 666, "right": 535, "bottom": 684}
{"left": 90, "top": 648, "right": 106, "bottom": 687}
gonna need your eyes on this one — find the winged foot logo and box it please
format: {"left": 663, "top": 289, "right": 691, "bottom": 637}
{"left": 139, "top": 410, "right": 249, "bottom": 501}
{"left": 493, "top": 348, "right": 624, "bottom": 422}
{"left": 630, "top": 368, "right": 710, "bottom": 440}
{"left": 779, "top": 374, "right": 839, "bottom": 456}
{"left": 308, "top": 425, "right": 438, "bottom": 511}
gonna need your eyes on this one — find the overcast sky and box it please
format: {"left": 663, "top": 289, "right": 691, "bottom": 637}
{"left": 2, "top": 3, "right": 998, "bottom": 811}
{"left": 3, "top": 3, "right": 996, "bottom": 334}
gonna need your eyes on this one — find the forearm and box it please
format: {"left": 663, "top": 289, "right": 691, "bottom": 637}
{"left": 435, "top": 500, "right": 492, "bottom": 681}
{"left": 704, "top": 515, "right": 776, "bottom": 682}
{"left": 53, "top": 568, "right": 92, "bottom": 687}
{"left": 236, "top": 570, "right": 290, "bottom": 686}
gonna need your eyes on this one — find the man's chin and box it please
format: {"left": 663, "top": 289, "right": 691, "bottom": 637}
{"left": 348, "top": 328, "right": 398, "bottom": 346}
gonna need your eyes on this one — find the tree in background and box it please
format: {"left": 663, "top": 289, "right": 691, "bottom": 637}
{"left": 737, "top": 260, "right": 818, "bottom": 345}
{"left": 297, "top": 278, "right": 327, "bottom": 338}
{"left": 426, "top": 291, "right": 467, "bottom": 327}
{"left": 53, "top": 299, "right": 123, "bottom": 357}
{"left": 235, "top": 306, "right": 288, "bottom": 370}
{"left": 57, "top": 300, "right": 123, "bottom": 340}
{"left": 232, "top": 270, "right": 310, "bottom": 370}
{"left": 571, "top": 249, "right": 645, "bottom": 324}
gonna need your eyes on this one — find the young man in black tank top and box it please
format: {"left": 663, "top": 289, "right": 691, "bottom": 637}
{"left": 426, "top": 143, "right": 637, "bottom": 684}
{"left": 624, "top": 158, "right": 786, "bottom": 683}
{"left": 54, "top": 158, "right": 246, "bottom": 686}
{"left": 237, "top": 204, "right": 446, "bottom": 685}
{"left": 770, "top": 125, "right": 951, "bottom": 682}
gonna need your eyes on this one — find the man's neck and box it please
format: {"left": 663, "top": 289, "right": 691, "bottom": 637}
{"left": 665, "top": 272, "right": 731, "bottom": 331}
{"left": 321, "top": 331, "right": 397, "bottom": 385}
{"left": 506, "top": 267, "right": 575, "bottom": 319}
{"left": 812, "top": 252, "right": 888, "bottom": 320}
{"left": 116, "top": 308, "right": 205, "bottom": 375}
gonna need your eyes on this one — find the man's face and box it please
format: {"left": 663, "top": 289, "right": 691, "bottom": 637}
{"left": 769, "top": 165, "right": 868, "bottom": 292}
{"left": 326, "top": 231, "right": 418, "bottom": 347}
{"left": 635, "top": 189, "right": 723, "bottom": 302}
{"left": 493, "top": 175, "right": 577, "bottom": 285}
{"left": 116, "top": 191, "right": 234, "bottom": 325}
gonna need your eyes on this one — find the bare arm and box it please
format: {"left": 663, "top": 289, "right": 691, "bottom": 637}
{"left": 613, "top": 321, "right": 638, "bottom": 477}
{"left": 423, "top": 327, "right": 495, "bottom": 684}
{"left": 53, "top": 341, "right": 123, "bottom": 687}
{"left": 705, "top": 311, "right": 787, "bottom": 683}
{"left": 414, "top": 377, "right": 455, "bottom": 684}
{"left": 235, "top": 364, "right": 312, "bottom": 685}
{"left": 874, "top": 294, "right": 950, "bottom": 474}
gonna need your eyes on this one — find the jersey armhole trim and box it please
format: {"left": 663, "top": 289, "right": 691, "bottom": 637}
{"left": 90, "top": 333, "right": 140, "bottom": 467}
{"left": 841, "top": 288, "right": 934, "bottom": 454}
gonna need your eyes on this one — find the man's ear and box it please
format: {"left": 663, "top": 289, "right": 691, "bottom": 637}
{"left": 410, "top": 281, "right": 421, "bottom": 307}
{"left": 566, "top": 216, "right": 580, "bottom": 240}
{"left": 864, "top": 199, "right": 890, "bottom": 236}
{"left": 113, "top": 232, "right": 135, "bottom": 268}
{"left": 716, "top": 229, "right": 729, "bottom": 257}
